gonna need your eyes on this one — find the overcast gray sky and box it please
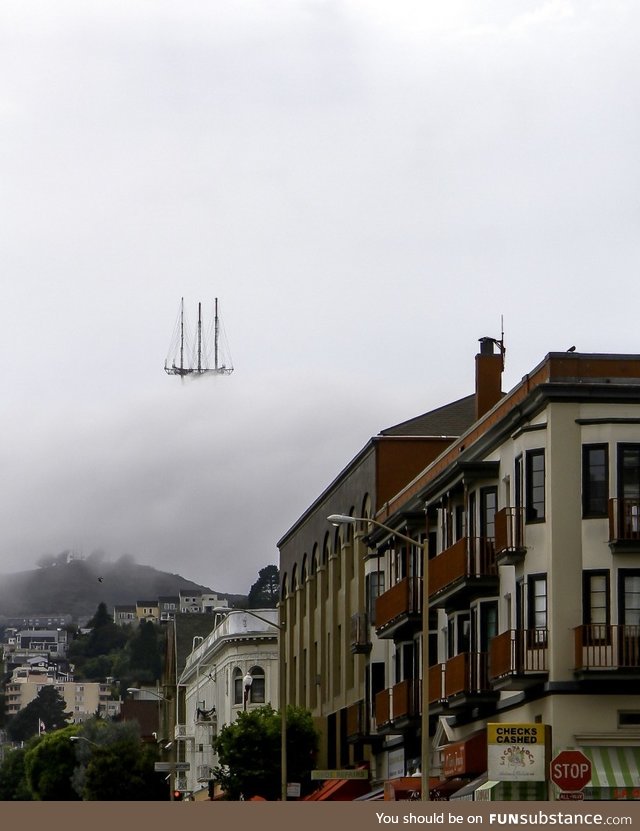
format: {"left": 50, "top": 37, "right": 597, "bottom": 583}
{"left": 1, "top": 1, "right": 639, "bottom": 593}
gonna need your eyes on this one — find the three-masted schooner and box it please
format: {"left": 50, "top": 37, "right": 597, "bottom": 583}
{"left": 164, "top": 298, "right": 234, "bottom": 377}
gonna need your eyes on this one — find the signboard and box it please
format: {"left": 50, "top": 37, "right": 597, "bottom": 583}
{"left": 487, "top": 723, "right": 549, "bottom": 782}
{"left": 287, "top": 783, "right": 301, "bottom": 798}
{"left": 311, "top": 769, "right": 369, "bottom": 780}
{"left": 550, "top": 750, "right": 591, "bottom": 792}
{"left": 559, "top": 792, "right": 584, "bottom": 801}
{"left": 154, "top": 762, "right": 190, "bottom": 772}
{"left": 442, "top": 731, "right": 487, "bottom": 778}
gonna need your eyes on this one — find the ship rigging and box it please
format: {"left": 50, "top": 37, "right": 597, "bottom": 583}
{"left": 164, "top": 298, "right": 234, "bottom": 377}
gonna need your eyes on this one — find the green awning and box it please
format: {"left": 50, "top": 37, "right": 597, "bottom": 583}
{"left": 581, "top": 747, "right": 640, "bottom": 789}
{"left": 475, "top": 780, "right": 547, "bottom": 801}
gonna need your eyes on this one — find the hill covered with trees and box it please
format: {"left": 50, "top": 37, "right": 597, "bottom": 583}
{"left": 0, "top": 552, "right": 247, "bottom": 621}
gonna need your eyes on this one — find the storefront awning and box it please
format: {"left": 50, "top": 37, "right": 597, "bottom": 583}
{"left": 581, "top": 747, "right": 640, "bottom": 798}
{"left": 383, "top": 777, "right": 469, "bottom": 801}
{"left": 449, "top": 774, "right": 489, "bottom": 802}
{"left": 304, "top": 777, "right": 371, "bottom": 801}
{"left": 475, "top": 780, "right": 547, "bottom": 801}
{"left": 354, "top": 787, "right": 385, "bottom": 801}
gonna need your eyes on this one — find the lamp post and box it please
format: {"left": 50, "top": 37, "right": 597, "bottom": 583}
{"left": 238, "top": 610, "right": 287, "bottom": 801}
{"left": 327, "top": 513, "right": 430, "bottom": 803}
{"left": 127, "top": 687, "right": 175, "bottom": 800}
{"left": 70, "top": 735, "right": 99, "bottom": 747}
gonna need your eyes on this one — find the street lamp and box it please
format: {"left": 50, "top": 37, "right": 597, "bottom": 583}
{"left": 70, "top": 736, "right": 98, "bottom": 747}
{"left": 327, "top": 513, "right": 431, "bottom": 803}
{"left": 128, "top": 687, "right": 175, "bottom": 800}
{"left": 238, "top": 610, "right": 287, "bottom": 801}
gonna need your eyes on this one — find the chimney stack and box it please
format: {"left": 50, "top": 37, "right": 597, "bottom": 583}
{"left": 475, "top": 337, "right": 504, "bottom": 420}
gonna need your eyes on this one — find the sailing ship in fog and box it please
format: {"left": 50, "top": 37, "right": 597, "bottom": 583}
{"left": 164, "top": 298, "right": 234, "bottom": 377}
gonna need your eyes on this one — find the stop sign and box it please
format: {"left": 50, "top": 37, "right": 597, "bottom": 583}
{"left": 549, "top": 750, "right": 592, "bottom": 791}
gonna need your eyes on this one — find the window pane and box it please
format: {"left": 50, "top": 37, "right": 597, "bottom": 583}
{"left": 526, "top": 451, "right": 545, "bottom": 521}
{"left": 583, "top": 445, "right": 609, "bottom": 517}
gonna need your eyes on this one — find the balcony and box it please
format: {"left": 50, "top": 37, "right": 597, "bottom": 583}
{"left": 350, "top": 612, "right": 372, "bottom": 654}
{"left": 174, "top": 724, "right": 193, "bottom": 740}
{"left": 609, "top": 499, "right": 640, "bottom": 552}
{"left": 374, "top": 577, "right": 422, "bottom": 639}
{"left": 428, "top": 537, "right": 498, "bottom": 608}
{"left": 428, "top": 652, "right": 496, "bottom": 711}
{"left": 489, "top": 629, "right": 548, "bottom": 690}
{"left": 346, "top": 698, "right": 381, "bottom": 745}
{"left": 374, "top": 679, "right": 421, "bottom": 733}
{"left": 574, "top": 624, "right": 640, "bottom": 679}
{"left": 494, "top": 507, "right": 526, "bottom": 565}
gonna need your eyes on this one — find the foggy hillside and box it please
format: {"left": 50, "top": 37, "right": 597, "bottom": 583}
{"left": 0, "top": 553, "right": 246, "bottom": 621}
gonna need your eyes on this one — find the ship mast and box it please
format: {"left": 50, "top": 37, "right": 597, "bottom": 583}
{"left": 197, "top": 302, "right": 202, "bottom": 373}
{"left": 180, "top": 297, "right": 185, "bottom": 375}
{"left": 214, "top": 298, "right": 219, "bottom": 372}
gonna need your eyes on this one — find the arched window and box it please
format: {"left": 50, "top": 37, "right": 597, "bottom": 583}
{"left": 249, "top": 665, "right": 266, "bottom": 703}
{"left": 232, "top": 668, "right": 243, "bottom": 705}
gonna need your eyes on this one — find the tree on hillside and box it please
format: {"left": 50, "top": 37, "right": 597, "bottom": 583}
{"left": 127, "top": 620, "right": 163, "bottom": 683}
{"left": 247, "top": 565, "right": 280, "bottom": 609}
{"left": 68, "top": 601, "right": 129, "bottom": 678}
{"left": 6, "top": 686, "right": 71, "bottom": 742}
{"left": 213, "top": 704, "right": 318, "bottom": 800}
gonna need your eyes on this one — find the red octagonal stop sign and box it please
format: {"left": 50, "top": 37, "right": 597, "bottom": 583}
{"left": 550, "top": 750, "right": 592, "bottom": 791}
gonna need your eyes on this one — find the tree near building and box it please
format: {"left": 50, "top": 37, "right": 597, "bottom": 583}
{"left": 247, "top": 565, "right": 280, "bottom": 609}
{"left": 213, "top": 704, "right": 318, "bottom": 800}
{"left": 23, "top": 725, "right": 80, "bottom": 801}
{"left": 6, "top": 685, "right": 71, "bottom": 742}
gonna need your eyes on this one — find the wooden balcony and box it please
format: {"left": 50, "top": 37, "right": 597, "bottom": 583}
{"left": 575, "top": 624, "right": 640, "bottom": 677}
{"left": 609, "top": 499, "right": 640, "bottom": 552}
{"left": 374, "top": 679, "right": 421, "bottom": 732}
{"left": 494, "top": 507, "right": 526, "bottom": 565}
{"left": 427, "top": 652, "right": 496, "bottom": 711}
{"left": 489, "top": 629, "right": 548, "bottom": 690}
{"left": 350, "top": 612, "right": 372, "bottom": 654}
{"left": 375, "top": 576, "right": 422, "bottom": 639}
{"left": 428, "top": 537, "right": 498, "bottom": 608}
{"left": 346, "top": 698, "right": 378, "bottom": 744}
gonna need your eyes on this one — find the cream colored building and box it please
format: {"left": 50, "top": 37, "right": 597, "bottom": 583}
{"left": 4, "top": 667, "right": 117, "bottom": 723}
{"left": 279, "top": 345, "right": 640, "bottom": 801}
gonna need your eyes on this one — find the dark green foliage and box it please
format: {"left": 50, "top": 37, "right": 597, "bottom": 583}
{"left": 6, "top": 685, "right": 71, "bottom": 742}
{"left": 24, "top": 726, "right": 80, "bottom": 800}
{"left": 213, "top": 704, "right": 318, "bottom": 800}
{"left": 79, "top": 728, "right": 166, "bottom": 800}
{"left": 247, "top": 565, "right": 280, "bottom": 609}
{"left": 67, "top": 602, "right": 164, "bottom": 687}
{"left": 0, "top": 747, "right": 33, "bottom": 800}
{"left": 126, "top": 621, "right": 163, "bottom": 683}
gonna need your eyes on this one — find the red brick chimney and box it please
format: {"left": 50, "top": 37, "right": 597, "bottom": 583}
{"left": 475, "top": 337, "right": 504, "bottom": 420}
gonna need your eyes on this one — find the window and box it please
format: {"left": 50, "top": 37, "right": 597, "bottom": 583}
{"left": 583, "top": 444, "right": 609, "bottom": 517}
{"left": 480, "top": 487, "right": 498, "bottom": 539}
{"left": 583, "top": 570, "right": 610, "bottom": 642}
{"left": 447, "top": 612, "right": 470, "bottom": 658}
{"left": 527, "top": 574, "right": 547, "bottom": 645}
{"left": 619, "top": 711, "right": 640, "bottom": 728}
{"left": 619, "top": 571, "right": 640, "bottom": 626}
{"left": 526, "top": 449, "right": 545, "bottom": 522}
{"left": 232, "top": 669, "right": 243, "bottom": 705}
{"left": 248, "top": 666, "right": 265, "bottom": 703}
{"left": 366, "top": 571, "right": 385, "bottom": 626}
